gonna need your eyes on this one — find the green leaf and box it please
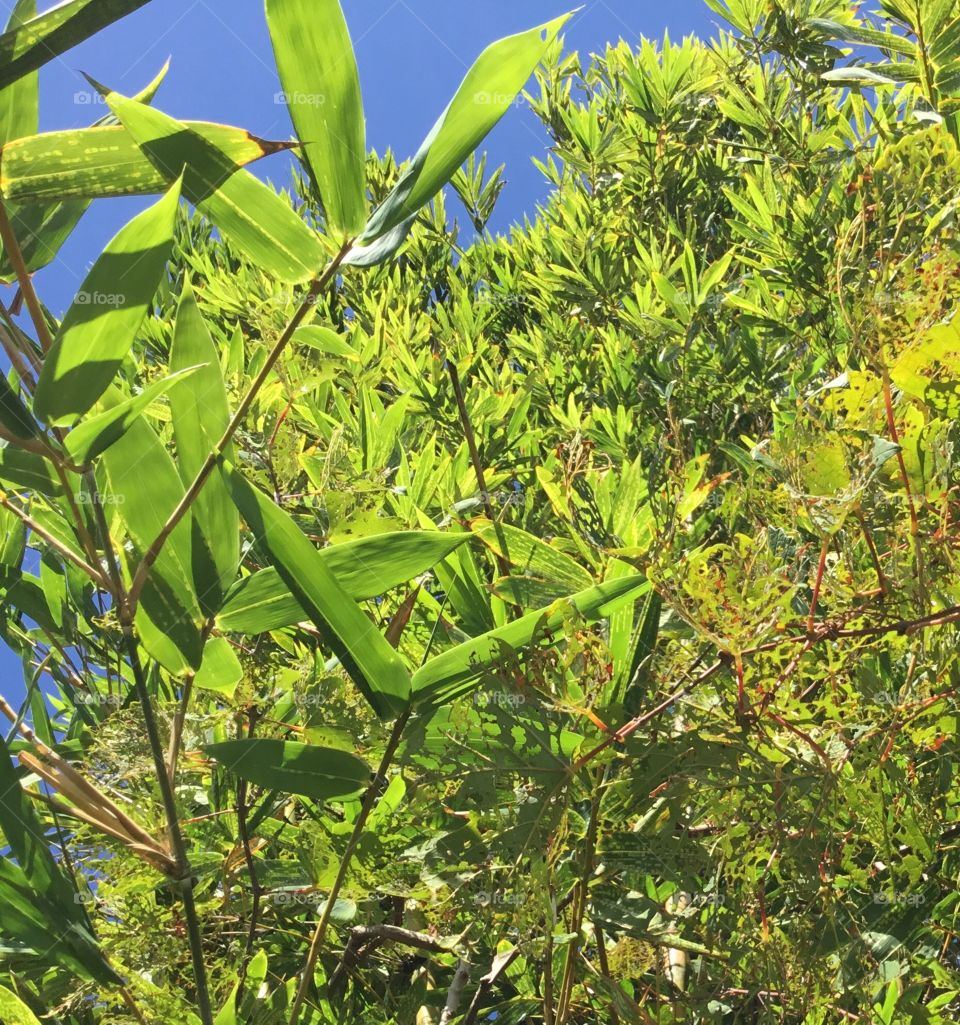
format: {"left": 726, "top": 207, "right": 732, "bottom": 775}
{"left": 194, "top": 636, "right": 243, "bottom": 697}
{"left": 0, "top": 61, "right": 170, "bottom": 282}
{"left": 64, "top": 366, "right": 203, "bottom": 464}
{"left": 0, "top": 372, "right": 39, "bottom": 438}
{"left": 102, "top": 416, "right": 202, "bottom": 674}
{"left": 169, "top": 278, "right": 239, "bottom": 614}
{"left": 0, "top": 1, "right": 37, "bottom": 147}
{"left": 294, "top": 324, "right": 359, "bottom": 360}
{"left": 0, "top": 985, "right": 41, "bottom": 1025}
{"left": 821, "top": 66, "right": 898, "bottom": 85}
{"left": 217, "top": 530, "right": 470, "bottom": 634}
{"left": 265, "top": 0, "right": 366, "bottom": 238}
{"left": 206, "top": 739, "right": 371, "bottom": 800}
{"left": 809, "top": 18, "right": 916, "bottom": 57}
{"left": 412, "top": 574, "right": 649, "bottom": 708}
{"left": 476, "top": 522, "right": 592, "bottom": 591}
{"left": 2, "top": 121, "right": 293, "bottom": 204}
{"left": 33, "top": 180, "right": 181, "bottom": 425}
{"left": 361, "top": 12, "right": 573, "bottom": 243}
{"left": 99, "top": 86, "right": 326, "bottom": 283}
{"left": 0, "top": 0, "right": 150, "bottom": 91}
{"left": 222, "top": 463, "right": 412, "bottom": 718}
{"left": 0, "top": 447, "right": 60, "bottom": 495}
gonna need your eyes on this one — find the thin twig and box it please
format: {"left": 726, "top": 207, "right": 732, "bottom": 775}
{"left": 0, "top": 199, "right": 55, "bottom": 352}
{"left": 289, "top": 707, "right": 412, "bottom": 1025}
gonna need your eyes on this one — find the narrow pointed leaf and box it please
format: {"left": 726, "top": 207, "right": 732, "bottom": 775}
{"left": 0, "top": 373, "right": 39, "bottom": 438}
{"left": 361, "top": 12, "right": 573, "bottom": 242}
{"left": 170, "top": 278, "right": 239, "bottom": 613}
{"left": 265, "top": 0, "right": 366, "bottom": 237}
{"left": 33, "top": 180, "right": 181, "bottom": 425}
{"left": 217, "top": 530, "right": 470, "bottom": 634}
{"left": 0, "top": 1, "right": 37, "bottom": 147}
{"left": 222, "top": 463, "right": 412, "bottom": 718}
{"left": 103, "top": 416, "right": 202, "bottom": 674}
{"left": 0, "top": 61, "right": 171, "bottom": 282}
{"left": 412, "top": 574, "right": 650, "bottom": 708}
{"left": 64, "top": 366, "right": 204, "bottom": 464}
{"left": 0, "top": 0, "right": 150, "bottom": 91}
{"left": 1, "top": 122, "right": 293, "bottom": 204}
{"left": 206, "top": 739, "right": 371, "bottom": 800}
{"left": 0, "top": 734, "right": 80, "bottom": 920}
{"left": 100, "top": 87, "right": 325, "bottom": 282}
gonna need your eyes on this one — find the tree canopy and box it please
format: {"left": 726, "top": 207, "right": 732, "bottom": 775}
{"left": 0, "top": 0, "right": 959, "bottom": 1022}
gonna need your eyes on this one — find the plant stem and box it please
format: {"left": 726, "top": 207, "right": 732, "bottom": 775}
{"left": 128, "top": 242, "right": 352, "bottom": 609}
{"left": 289, "top": 707, "right": 411, "bottom": 1025}
{"left": 0, "top": 199, "right": 55, "bottom": 353}
{"left": 0, "top": 493, "right": 113, "bottom": 590}
{"left": 123, "top": 633, "right": 214, "bottom": 1025}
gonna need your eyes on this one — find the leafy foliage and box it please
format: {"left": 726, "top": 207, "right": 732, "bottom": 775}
{"left": 1, "top": 0, "right": 960, "bottom": 1023}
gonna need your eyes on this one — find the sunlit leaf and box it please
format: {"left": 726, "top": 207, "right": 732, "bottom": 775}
{"left": 100, "top": 86, "right": 326, "bottom": 282}
{"left": 169, "top": 278, "right": 239, "bottom": 614}
{"left": 33, "top": 180, "right": 181, "bottom": 425}
{"left": 265, "top": 0, "right": 366, "bottom": 237}
{"left": 360, "top": 12, "right": 574, "bottom": 244}
{"left": 217, "top": 530, "right": 470, "bottom": 634}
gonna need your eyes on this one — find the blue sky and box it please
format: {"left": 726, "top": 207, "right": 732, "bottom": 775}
{"left": 0, "top": 0, "right": 717, "bottom": 705}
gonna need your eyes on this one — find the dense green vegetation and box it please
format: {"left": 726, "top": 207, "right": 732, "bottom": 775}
{"left": 1, "top": 0, "right": 960, "bottom": 1021}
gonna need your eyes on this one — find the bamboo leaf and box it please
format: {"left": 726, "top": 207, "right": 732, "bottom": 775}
{"left": 0, "top": 0, "right": 150, "bottom": 91}
{"left": 169, "top": 278, "right": 239, "bottom": 614}
{"left": 0, "top": 1, "right": 37, "bottom": 147}
{"left": 102, "top": 416, "right": 202, "bottom": 674}
{"left": 0, "top": 61, "right": 171, "bottom": 282}
{"left": 206, "top": 739, "right": 371, "bottom": 800}
{"left": 1, "top": 121, "right": 293, "bottom": 204}
{"left": 64, "top": 366, "right": 203, "bottom": 464}
{"left": 217, "top": 530, "right": 470, "bottom": 634}
{"left": 412, "top": 574, "right": 649, "bottom": 708}
{"left": 360, "top": 12, "right": 574, "bottom": 244}
{"left": 0, "top": 734, "right": 79, "bottom": 919}
{"left": 222, "top": 463, "right": 412, "bottom": 718}
{"left": 0, "top": 371, "right": 39, "bottom": 438}
{"left": 0, "top": 984, "right": 41, "bottom": 1025}
{"left": 98, "top": 85, "right": 326, "bottom": 282}
{"left": 33, "top": 180, "right": 181, "bottom": 425}
{"left": 194, "top": 636, "right": 243, "bottom": 697}
{"left": 265, "top": 0, "right": 366, "bottom": 237}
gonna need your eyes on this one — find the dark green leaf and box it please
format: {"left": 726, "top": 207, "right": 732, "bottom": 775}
{"left": 206, "top": 739, "right": 371, "bottom": 800}
{"left": 0, "top": 0, "right": 150, "bottom": 91}
{"left": 222, "top": 463, "right": 412, "bottom": 718}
